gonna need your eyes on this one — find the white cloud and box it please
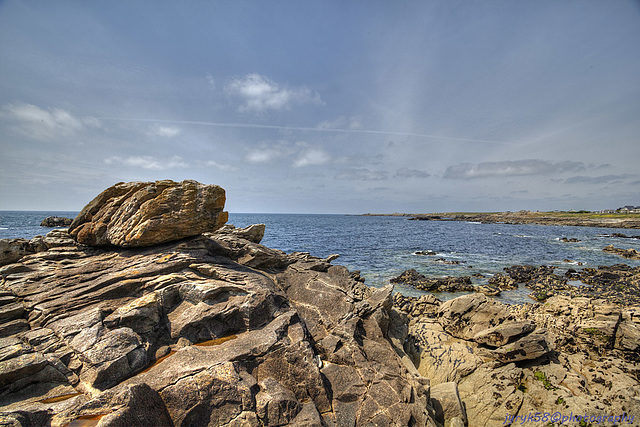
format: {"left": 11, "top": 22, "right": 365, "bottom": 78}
{"left": 205, "top": 160, "right": 239, "bottom": 172}
{"left": 104, "top": 155, "right": 188, "bottom": 170}
{"left": 443, "top": 159, "right": 585, "bottom": 179}
{"left": 293, "top": 148, "right": 331, "bottom": 168}
{"left": 2, "top": 103, "right": 101, "bottom": 140}
{"left": 225, "top": 73, "right": 322, "bottom": 113}
{"left": 150, "top": 125, "right": 180, "bottom": 138}
{"left": 245, "top": 141, "right": 296, "bottom": 164}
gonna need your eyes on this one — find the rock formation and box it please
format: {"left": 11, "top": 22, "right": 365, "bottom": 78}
{"left": 68, "top": 180, "right": 228, "bottom": 247}
{"left": 603, "top": 244, "right": 640, "bottom": 260}
{"left": 395, "top": 292, "right": 640, "bottom": 426}
{"left": 0, "top": 181, "right": 440, "bottom": 426}
{"left": 40, "top": 217, "right": 73, "bottom": 227}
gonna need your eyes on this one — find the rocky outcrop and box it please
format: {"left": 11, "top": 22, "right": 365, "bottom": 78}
{"left": 0, "top": 224, "right": 438, "bottom": 426}
{"left": 603, "top": 244, "right": 640, "bottom": 260}
{"left": 391, "top": 269, "right": 474, "bottom": 293}
{"left": 0, "top": 229, "right": 76, "bottom": 267}
{"left": 396, "top": 292, "right": 640, "bottom": 426}
{"left": 40, "top": 217, "right": 73, "bottom": 227}
{"left": 68, "top": 180, "right": 228, "bottom": 247}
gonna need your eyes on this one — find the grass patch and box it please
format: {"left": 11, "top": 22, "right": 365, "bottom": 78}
{"left": 534, "top": 371, "right": 557, "bottom": 390}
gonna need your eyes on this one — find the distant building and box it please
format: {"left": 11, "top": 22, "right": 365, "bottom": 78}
{"left": 616, "top": 206, "right": 640, "bottom": 213}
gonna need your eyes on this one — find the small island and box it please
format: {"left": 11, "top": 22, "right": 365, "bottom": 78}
{"left": 364, "top": 209, "right": 640, "bottom": 229}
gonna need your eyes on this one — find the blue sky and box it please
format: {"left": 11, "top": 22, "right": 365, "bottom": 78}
{"left": 1, "top": 0, "right": 639, "bottom": 213}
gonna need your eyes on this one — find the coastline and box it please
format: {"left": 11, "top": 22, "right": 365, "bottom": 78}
{"left": 362, "top": 211, "right": 640, "bottom": 229}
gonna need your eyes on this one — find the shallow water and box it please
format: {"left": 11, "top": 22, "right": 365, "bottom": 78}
{"left": 228, "top": 213, "right": 640, "bottom": 304}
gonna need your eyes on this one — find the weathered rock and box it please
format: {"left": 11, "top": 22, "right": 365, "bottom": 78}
{"left": 487, "top": 272, "right": 517, "bottom": 290}
{"left": 40, "top": 216, "right": 73, "bottom": 227}
{"left": 393, "top": 293, "right": 441, "bottom": 318}
{"left": 214, "top": 223, "right": 266, "bottom": 244}
{"left": 391, "top": 269, "right": 474, "bottom": 292}
{"left": 472, "top": 320, "right": 535, "bottom": 348}
{"left": 255, "top": 377, "right": 302, "bottom": 426}
{"left": 437, "top": 293, "right": 512, "bottom": 340}
{"left": 0, "top": 239, "right": 34, "bottom": 267}
{"left": 603, "top": 244, "right": 640, "bottom": 260}
{"left": 408, "top": 319, "right": 483, "bottom": 384}
{"left": 0, "top": 215, "right": 439, "bottom": 425}
{"left": 429, "top": 382, "right": 467, "bottom": 427}
{"left": 68, "top": 180, "right": 228, "bottom": 247}
{"left": 475, "top": 284, "right": 500, "bottom": 296}
{"left": 457, "top": 363, "right": 524, "bottom": 426}
{"left": 492, "top": 331, "right": 550, "bottom": 365}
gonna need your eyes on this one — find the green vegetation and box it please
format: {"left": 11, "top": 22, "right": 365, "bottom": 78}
{"left": 534, "top": 371, "right": 557, "bottom": 390}
{"left": 555, "top": 396, "right": 565, "bottom": 405}
{"left": 517, "top": 383, "right": 527, "bottom": 393}
{"left": 582, "top": 327, "right": 609, "bottom": 342}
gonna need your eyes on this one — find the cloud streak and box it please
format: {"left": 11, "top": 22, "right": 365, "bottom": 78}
{"left": 93, "top": 117, "right": 506, "bottom": 144}
{"left": 564, "top": 174, "right": 636, "bottom": 185}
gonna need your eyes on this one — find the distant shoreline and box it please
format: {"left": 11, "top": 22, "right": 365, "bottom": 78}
{"left": 361, "top": 211, "right": 640, "bottom": 229}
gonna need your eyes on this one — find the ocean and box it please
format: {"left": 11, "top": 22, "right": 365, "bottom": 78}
{"left": 2, "top": 211, "right": 640, "bottom": 304}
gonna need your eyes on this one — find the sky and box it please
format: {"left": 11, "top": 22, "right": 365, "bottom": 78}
{"left": 1, "top": 0, "right": 639, "bottom": 214}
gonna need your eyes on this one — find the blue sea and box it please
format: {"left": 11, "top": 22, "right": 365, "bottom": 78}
{"left": 2, "top": 211, "right": 640, "bottom": 304}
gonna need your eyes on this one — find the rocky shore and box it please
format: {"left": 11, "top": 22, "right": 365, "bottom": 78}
{"left": 404, "top": 211, "right": 640, "bottom": 229}
{"left": 0, "top": 181, "right": 437, "bottom": 426}
{"left": 1, "top": 180, "right": 639, "bottom": 426}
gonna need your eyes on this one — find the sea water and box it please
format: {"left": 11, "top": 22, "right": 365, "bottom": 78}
{"left": 2, "top": 211, "right": 639, "bottom": 304}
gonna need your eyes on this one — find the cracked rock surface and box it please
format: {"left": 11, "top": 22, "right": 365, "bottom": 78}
{"left": 396, "top": 291, "right": 640, "bottom": 426}
{"left": 0, "top": 225, "right": 437, "bottom": 426}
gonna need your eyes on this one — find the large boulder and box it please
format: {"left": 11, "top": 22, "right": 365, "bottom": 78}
{"left": 69, "top": 180, "right": 228, "bottom": 247}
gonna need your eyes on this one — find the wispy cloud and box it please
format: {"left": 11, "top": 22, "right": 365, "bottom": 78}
{"left": 444, "top": 159, "right": 585, "bottom": 180}
{"left": 104, "top": 155, "right": 188, "bottom": 170}
{"left": 335, "top": 168, "right": 388, "bottom": 181}
{"left": 245, "top": 141, "right": 296, "bottom": 164}
{"left": 245, "top": 141, "right": 330, "bottom": 168}
{"left": 293, "top": 148, "right": 331, "bottom": 168}
{"left": 149, "top": 124, "right": 180, "bottom": 138}
{"left": 204, "top": 160, "right": 239, "bottom": 172}
{"left": 394, "top": 168, "right": 430, "bottom": 179}
{"left": 564, "top": 174, "right": 635, "bottom": 185}
{"left": 225, "top": 73, "right": 322, "bottom": 113}
{"left": 2, "top": 103, "right": 100, "bottom": 140}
